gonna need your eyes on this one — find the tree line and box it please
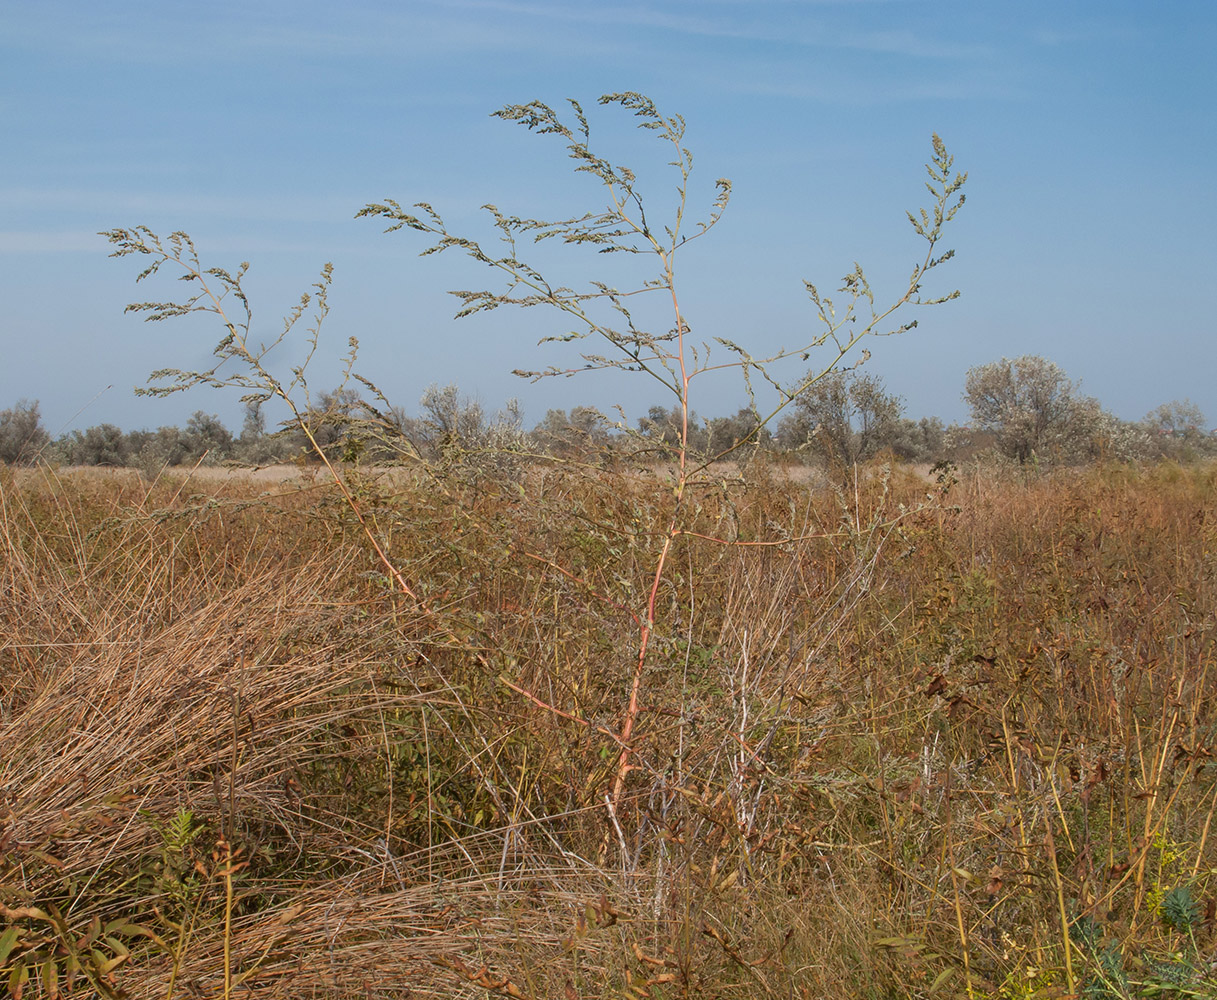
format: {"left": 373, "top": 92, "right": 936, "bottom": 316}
{"left": 1, "top": 354, "right": 1212, "bottom": 471}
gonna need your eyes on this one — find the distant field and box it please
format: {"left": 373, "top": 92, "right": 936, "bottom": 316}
{"left": 16, "top": 458, "right": 939, "bottom": 488}
{"left": 12, "top": 462, "right": 317, "bottom": 485}
{"left": 3, "top": 459, "right": 1216, "bottom": 998}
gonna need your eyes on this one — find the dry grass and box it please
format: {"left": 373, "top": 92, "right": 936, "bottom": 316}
{"left": 3, "top": 459, "right": 1216, "bottom": 998}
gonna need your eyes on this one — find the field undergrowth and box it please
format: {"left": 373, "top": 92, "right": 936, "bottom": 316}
{"left": 2, "top": 458, "right": 1216, "bottom": 999}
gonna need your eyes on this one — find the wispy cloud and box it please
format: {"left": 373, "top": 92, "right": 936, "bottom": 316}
{"left": 1032, "top": 19, "right": 1138, "bottom": 48}
{"left": 3, "top": 4, "right": 500, "bottom": 62}
{"left": 834, "top": 29, "right": 994, "bottom": 60}
{"left": 417, "top": 0, "right": 994, "bottom": 59}
{"left": 5, "top": 0, "right": 991, "bottom": 66}
{"left": 712, "top": 73, "right": 1018, "bottom": 106}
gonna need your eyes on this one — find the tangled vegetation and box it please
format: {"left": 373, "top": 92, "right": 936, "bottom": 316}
{"left": 3, "top": 460, "right": 1217, "bottom": 998}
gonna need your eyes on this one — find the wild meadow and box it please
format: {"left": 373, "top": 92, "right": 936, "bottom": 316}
{"left": 4, "top": 93, "right": 1216, "bottom": 999}
{"left": 3, "top": 457, "right": 1216, "bottom": 999}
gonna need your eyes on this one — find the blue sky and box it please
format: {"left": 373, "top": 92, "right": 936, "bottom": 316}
{"left": 3, "top": 0, "right": 1215, "bottom": 435}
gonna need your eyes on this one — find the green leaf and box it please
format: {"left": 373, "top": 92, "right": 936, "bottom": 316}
{"left": 103, "top": 920, "right": 151, "bottom": 939}
{"left": 80, "top": 916, "right": 101, "bottom": 948}
{"left": 873, "top": 935, "right": 921, "bottom": 949}
{"left": 0, "top": 926, "right": 20, "bottom": 965}
{"left": 40, "top": 957, "right": 59, "bottom": 999}
{"left": 95, "top": 951, "right": 130, "bottom": 976}
{"left": 103, "top": 935, "right": 130, "bottom": 956}
{"left": 8, "top": 961, "right": 28, "bottom": 1000}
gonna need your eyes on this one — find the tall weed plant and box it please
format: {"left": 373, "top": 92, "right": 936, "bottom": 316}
{"left": 0, "top": 94, "right": 999, "bottom": 999}
{"left": 102, "top": 90, "right": 966, "bottom": 822}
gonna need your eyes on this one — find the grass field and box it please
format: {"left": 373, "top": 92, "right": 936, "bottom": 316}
{"left": 3, "top": 457, "right": 1216, "bottom": 999}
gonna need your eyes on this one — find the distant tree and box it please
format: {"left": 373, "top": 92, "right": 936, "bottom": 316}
{"left": 1142, "top": 399, "right": 1212, "bottom": 460}
{"left": 0, "top": 399, "right": 51, "bottom": 465}
{"left": 885, "top": 416, "right": 946, "bottom": 464}
{"left": 532, "top": 408, "right": 573, "bottom": 455}
{"left": 418, "top": 383, "right": 485, "bottom": 458}
{"left": 778, "top": 370, "right": 902, "bottom": 468}
{"left": 69, "top": 424, "right": 130, "bottom": 466}
{"left": 1145, "top": 399, "right": 1207, "bottom": 438}
{"left": 1059, "top": 395, "right": 1124, "bottom": 464}
{"left": 240, "top": 400, "right": 266, "bottom": 442}
{"left": 279, "top": 388, "right": 366, "bottom": 461}
{"left": 706, "top": 408, "right": 770, "bottom": 458}
{"left": 638, "top": 405, "right": 677, "bottom": 448}
{"left": 1089, "top": 412, "right": 1154, "bottom": 463}
{"left": 568, "top": 405, "right": 607, "bottom": 441}
{"left": 481, "top": 398, "right": 531, "bottom": 468}
{"left": 532, "top": 406, "right": 611, "bottom": 457}
{"left": 370, "top": 405, "right": 425, "bottom": 462}
{"left": 963, "top": 356, "right": 1083, "bottom": 464}
{"left": 638, "top": 405, "right": 708, "bottom": 457}
{"left": 184, "top": 411, "right": 234, "bottom": 463}
{"left": 127, "top": 426, "right": 190, "bottom": 471}
{"left": 233, "top": 399, "right": 294, "bottom": 464}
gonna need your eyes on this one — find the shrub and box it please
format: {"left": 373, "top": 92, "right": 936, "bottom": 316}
{"left": 183, "top": 410, "right": 234, "bottom": 463}
{"left": 531, "top": 405, "right": 613, "bottom": 459}
{"left": 885, "top": 415, "right": 946, "bottom": 464}
{"left": 0, "top": 398, "right": 50, "bottom": 465}
{"left": 1141, "top": 399, "right": 1214, "bottom": 461}
{"left": 777, "top": 369, "right": 903, "bottom": 469}
{"left": 68, "top": 423, "right": 130, "bottom": 466}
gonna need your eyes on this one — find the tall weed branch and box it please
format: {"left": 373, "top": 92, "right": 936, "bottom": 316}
{"left": 359, "top": 93, "right": 966, "bottom": 817}
{"left": 99, "top": 227, "right": 431, "bottom": 609}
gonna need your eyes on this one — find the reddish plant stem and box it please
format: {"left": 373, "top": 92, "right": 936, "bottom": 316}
{"left": 609, "top": 264, "right": 689, "bottom": 812}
